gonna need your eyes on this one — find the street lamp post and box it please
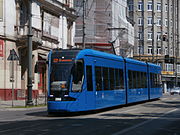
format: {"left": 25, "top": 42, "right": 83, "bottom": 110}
{"left": 26, "top": 0, "right": 33, "bottom": 106}
{"left": 82, "top": 0, "right": 85, "bottom": 49}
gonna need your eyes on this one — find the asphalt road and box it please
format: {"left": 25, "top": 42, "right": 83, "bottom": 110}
{"left": 0, "top": 94, "right": 179, "bottom": 135}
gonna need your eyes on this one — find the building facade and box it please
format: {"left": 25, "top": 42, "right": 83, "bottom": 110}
{"left": 74, "top": 0, "right": 134, "bottom": 57}
{"left": 0, "top": 0, "right": 76, "bottom": 100}
{"left": 128, "top": 0, "right": 180, "bottom": 92}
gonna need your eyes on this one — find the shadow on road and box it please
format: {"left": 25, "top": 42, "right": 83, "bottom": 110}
{"left": 143, "top": 100, "right": 180, "bottom": 109}
{"left": 1, "top": 96, "right": 180, "bottom": 135}
{"left": 26, "top": 111, "right": 48, "bottom": 117}
{"left": 0, "top": 114, "right": 180, "bottom": 135}
{"left": 0, "top": 118, "right": 141, "bottom": 135}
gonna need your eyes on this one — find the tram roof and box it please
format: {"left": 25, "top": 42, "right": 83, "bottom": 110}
{"left": 147, "top": 62, "right": 161, "bottom": 69}
{"left": 124, "top": 57, "right": 147, "bottom": 66}
{"left": 50, "top": 49, "right": 161, "bottom": 69}
{"left": 76, "top": 49, "right": 124, "bottom": 61}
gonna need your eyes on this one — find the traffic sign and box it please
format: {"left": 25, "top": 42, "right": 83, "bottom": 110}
{"left": 7, "top": 49, "right": 19, "bottom": 61}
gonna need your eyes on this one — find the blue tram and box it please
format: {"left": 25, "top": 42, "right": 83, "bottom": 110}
{"left": 47, "top": 49, "right": 162, "bottom": 113}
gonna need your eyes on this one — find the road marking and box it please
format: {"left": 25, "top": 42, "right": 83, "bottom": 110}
{"left": 98, "top": 108, "right": 140, "bottom": 119}
{"left": 120, "top": 108, "right": 140, "bottom": 113}
{"left": 111, "top": 108, "right": 178, "bottom": 135}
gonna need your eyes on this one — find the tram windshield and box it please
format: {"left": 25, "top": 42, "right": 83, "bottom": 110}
{"left": 51, "top": 62, "right": 73, "bottom": 82}
{"left": 49, "top": 50, "right": 83, "bottom": 99}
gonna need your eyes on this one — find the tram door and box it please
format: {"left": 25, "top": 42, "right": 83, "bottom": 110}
{"left": 85, "top": 57, "right": 95, "bottom": 110}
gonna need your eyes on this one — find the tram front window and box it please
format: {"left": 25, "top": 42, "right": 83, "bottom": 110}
{"left": 50, "top": 59, "right": 84, "bottom": 98}
{"left": 50, "top": 62, "right": 73, "bottom": 98}
{"left": 71, "top": 60, "right": 84, "bottom": 92}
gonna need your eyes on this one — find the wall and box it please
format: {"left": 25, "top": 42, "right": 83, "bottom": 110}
{"left": 0, "top": 0, "right": 76, "bottom": 100}
{"left": 32, "top": 2, "right": 41, "bottom": 30}
{"left": 4, "top": 0, "right": 16, "bottom": 36}
{"left": 112, "top": 0, "right": 134, "bottom": 56}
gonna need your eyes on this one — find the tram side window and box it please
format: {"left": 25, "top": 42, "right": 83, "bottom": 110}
{"left": 150, "top": 73, "right": 156, "bottom": 88}
{"left": 154, "top": 73, "right": 161, "bottom": 88}
{"left": 119, "top": 69, "right": 124, "bottom": 89}
{"left": 86, "top": 66, "right": 93, "bottom": 91}
{"left": 96, "top": 67, "right": 124, "bottom": 91}
{"left": 103, "top": 67, "right": 109, "bottom": 90}
{"left": 140, "top": 72, "right": 143, "bottom": 88}
{"left": 157, "top": 74, "right": 161, "bottom": 87}
{"left": 115, "top": 69, "right": 120, "bottom": 89}
{"left": 145, "top": 72, "right": 148, "bottom": 88}
{"left": 154, "top": 73, "right": 156, "bottom": 88}
{"left": 72, "top": 60, "right": 84, "bottom": 92}
{"left": 139, "top": 71, "right": 145, "bottom": 88}
{"left": 137, "top": 71, "right": 141, "bottom": 88}
{"left": 128, "top": 70, "right": 147, "bottom": 89}
{"left": 109, "top": 68, "right": 115, "bottom": 90}
{"left": 133, "top": 71, "right": 137, "bottom": 88}
{"left": 128, "top": 70, "right": 133, "bottom": 89}
{"left": 95, "top": 66, "right": 102, "bottom": 91}
{"left": 154, "top": 74, "right": 157, "bottom": 87}
{"left": 150, "top": 73, "right": 153, "bottom": 87}
{"left": 142, "top": 72, "right": 147, "bottom": 88}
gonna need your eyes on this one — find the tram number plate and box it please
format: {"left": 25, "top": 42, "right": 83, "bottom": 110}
{"left": 55, "top": 98, "right": 62, "bottom": 101}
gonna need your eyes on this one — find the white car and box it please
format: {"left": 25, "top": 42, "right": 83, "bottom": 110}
{"left": 170, "top": 88, "right": 180, "bottom": 95}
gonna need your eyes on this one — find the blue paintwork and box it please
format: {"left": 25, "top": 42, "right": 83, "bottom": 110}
{"left": 125, "top": 58, "right": 149, "bottom": 103}
{"left": 47, "top": 49, "right": 162, "bottom": 113}
{"left": 148, "top": 63, "right": 162, "bottom": 99}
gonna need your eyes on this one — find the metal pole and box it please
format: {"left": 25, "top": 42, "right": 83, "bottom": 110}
{"left": 175, "top": 0, "right": 179, "bottom": 87}
{"left": 172, "top": 0, "right": 176, "bottom": 87}
{"left": 161, "top": 0, "right": 163, "bottom": 56}
{"left": 11, "top": 58, "right": 14, "bottom": 107}
{"left": 142, "top": 0, "right": 144, "bottom": 56}
{"left": 62, "top": 15, "right": 64, "bottom": 49}
{"left": 26, "top": 0, "right": 33, "bottom": 106}
{"left": 82, "top": 0, "right": 85, "bottom": 49}
{"left": 119, "top": 40, "right": 121, "bottom": 56}
{"left": 167, "top": 0, "right": 170, "bottom": 55}
{"left": 152, "top": 0, "right": 155, "bottom": 63}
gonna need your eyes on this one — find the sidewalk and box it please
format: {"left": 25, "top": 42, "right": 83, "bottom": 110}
{"left": 0, "top": 97, "right": 47, "bottom": 110}
{"left": 0, "top": 100, "right": 26, "bottom": 108}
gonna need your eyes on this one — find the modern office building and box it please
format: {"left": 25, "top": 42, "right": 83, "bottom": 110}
{"left": 127, "top": 0, "right": 180, "bottom": 91}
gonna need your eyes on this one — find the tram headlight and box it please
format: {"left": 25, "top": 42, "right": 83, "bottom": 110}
{"left": 61, "top": 84, "right": 66, "bottom": 89}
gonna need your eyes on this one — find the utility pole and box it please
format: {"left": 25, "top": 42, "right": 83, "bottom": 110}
{"left": 175, "top": 0, "right": 179, "bottom": 87}
{"left": 82, "top": 0, "right": 86, "bottom": 49}
{"left": 152, "top": 0, "right": 155, "bottom": 63}
{"left": 172, "top": 0, "right": 176, "bottom": 88}
{"left": 178, "top": 0, "right": 180, "bottom": 59}
{"left": 26, "top": 0, "right": 33, "bottom": 106}
{"left": 167, "top": 0, "right": 170, "bottom": 55}
{"left": 161, "top": 0, "right": 163, "bottom": 56}
{"left": 142, "top": 0, "right": 144, "bottom": 56}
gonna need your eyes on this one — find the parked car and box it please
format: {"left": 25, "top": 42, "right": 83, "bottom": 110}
{"left": 170, "top": 87, "right": 180, "bottom": 95}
